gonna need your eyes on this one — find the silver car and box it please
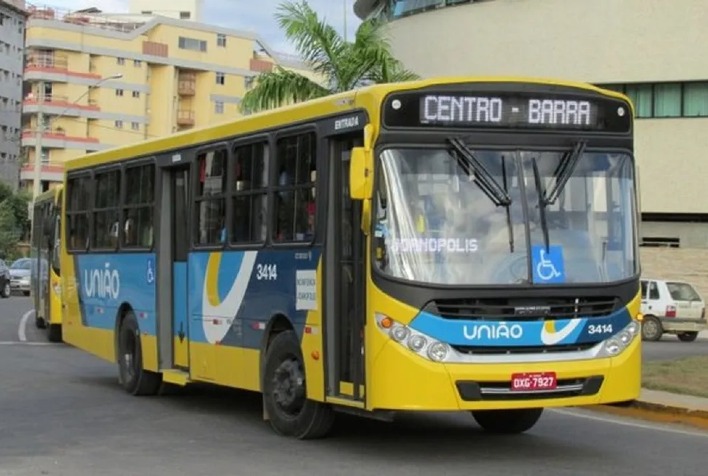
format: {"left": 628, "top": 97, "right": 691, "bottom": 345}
{"left": 9, "top": 258, "right": 32, "bottom": 296}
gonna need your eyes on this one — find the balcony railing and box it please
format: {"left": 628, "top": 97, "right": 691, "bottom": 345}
{"left": 250, "top": 58, "right": 274, "bottom": 73}
{"left": 176, "top": 110, "right": 195, "bottom": 126}
{"left": 25, "top": 51, "right": 69, "bottom": 72}
{"left": 178, "top": 78, "right": 196, "bottom": 96}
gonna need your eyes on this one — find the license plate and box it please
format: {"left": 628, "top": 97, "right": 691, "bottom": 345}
{"left": 510, "top": 372, "right": 557, "bottom": 391}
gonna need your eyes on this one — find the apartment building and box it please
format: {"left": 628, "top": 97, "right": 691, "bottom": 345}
{"left": 21, "top": 5, "right": 312, "bottom": 196}
{"left": 0, "top": 0, "right": 26, "bottom": 189}
{"left": 355, "top": 0, "right": 708, "bottom": 249}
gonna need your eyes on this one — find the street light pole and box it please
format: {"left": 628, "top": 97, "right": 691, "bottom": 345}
{"left": 30, "top": 73, "right": 123, "bottom": 201}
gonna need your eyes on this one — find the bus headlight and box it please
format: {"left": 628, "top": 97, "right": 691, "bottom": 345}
{"left": 599, "top": 320, "right": 640, "bottom": 358}
{"left": 376, "top": 314, "right": 450, "bottom": 363}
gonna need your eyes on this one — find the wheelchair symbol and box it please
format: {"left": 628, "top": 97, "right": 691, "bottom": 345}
{"left": 146, "top": 259, "right": 155, "bottom": 284}
{"left": 536, "top": 249, "right": 562, "bottom": 281}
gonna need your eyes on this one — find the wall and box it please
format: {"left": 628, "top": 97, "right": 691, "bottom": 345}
{"left": 640, "top": 248, "right": 708, "bottom": 301}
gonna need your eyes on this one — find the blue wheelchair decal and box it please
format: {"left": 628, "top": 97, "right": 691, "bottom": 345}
{"left": 146, "top": 258, "right": 155, "bottom": 284}
{"left": 532, "top": 245, "right": 565, "bottom": 284}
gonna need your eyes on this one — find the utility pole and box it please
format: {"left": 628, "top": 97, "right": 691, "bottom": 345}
{"left": 343, "top": 0, "right": 348, "bottom": 42}
{"left": 32, "top": 80, "right": 45, "bottom": 200}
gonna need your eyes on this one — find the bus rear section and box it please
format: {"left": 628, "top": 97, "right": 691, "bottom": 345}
{"left": 31, "top": 186, "right": 63, "bottom": 343}
{"left": 349, "top": 79, "right": 642, "bottom": 433}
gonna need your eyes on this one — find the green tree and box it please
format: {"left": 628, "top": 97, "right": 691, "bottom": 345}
{"left": 0, "top": 199, "right": 21, "bottom": 260}
{"left": 240, "top": 0, "right": 419, "bottom": 113}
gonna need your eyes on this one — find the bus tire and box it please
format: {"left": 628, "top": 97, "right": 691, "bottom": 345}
{"left": 262, "top": 330, "right": 334, "bottom": 439}
{"left": 47, "top": 324, "right": 62, "bottom": 343}
{"left": 117, "top": 312, "right": 162, "bottom": 396}
{"left": 471, "top": 408, "right": 543, "bottom": 434}
{"left": 35, "top": 316, "right": 47, "bottom": 329}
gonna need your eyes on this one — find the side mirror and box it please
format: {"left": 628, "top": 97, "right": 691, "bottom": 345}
{"left": 349, "top": 147, "right": 373, "bottom": 200}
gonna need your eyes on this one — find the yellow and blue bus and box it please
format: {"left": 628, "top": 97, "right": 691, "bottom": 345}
{"left": 31, "top": 186, "right": 63, "bottom": 343}
{"left": 60, "top": 77, "right": 641, "bottom": 438}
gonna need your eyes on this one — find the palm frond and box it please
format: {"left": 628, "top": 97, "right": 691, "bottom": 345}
{"left": 240, "top": 67, "right": 330, "bottom": 113}
{"left": 275, "top": 1, "right": 348, "bottom": 90}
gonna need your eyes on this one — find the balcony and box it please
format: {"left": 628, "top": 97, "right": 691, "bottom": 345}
{"left": 21, "top": 128, "right": 104, "bottom": 151}
{"left": 25, "top": 51, "right": 68, "bottom": 73}
{"left": 22, "top": 94, "right": 100, "bottom": 115}
{"left": 176, "top": 110, "right": 195, "bottom": 126}
{"left": 178, "top": 73, "right": 196, "bottom": 96}
{"left": 19, "top": 162, "right": 65, "bottom": 183}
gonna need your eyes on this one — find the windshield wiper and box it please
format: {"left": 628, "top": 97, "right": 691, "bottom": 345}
{"left": 501, "top": 155, "right": 514, "bottom": 253}
{"left": 531, "top": 157, "right": 550, "bottom": 252}
{"left": 543, "top": 140, "right": 587, "bottom": 205}
{"left": 447, "top": 137, "right": 511, "bottom": 207}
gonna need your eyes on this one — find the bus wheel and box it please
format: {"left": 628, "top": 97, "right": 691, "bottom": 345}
{"left": 117, "top": 312, "right": 162, "bottom": 396}
{"left": 262, "top": 330, "right": 334, "bottom": 439}
{"left": 471, "top": 408, "right": 543, "bottom": 434}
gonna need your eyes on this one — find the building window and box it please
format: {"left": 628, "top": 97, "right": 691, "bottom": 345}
{"left": 134, "top": 59, "right": 142, "bottom": 67}
{"left": 232, "top": 142, "right": 268, "bottom": 244}
{"left": 116, "top": 89, "right": 124, "bottom": 97}
{"left": 216, "top": 72, "right": 225, "bottom": 85}
{"left": 273, "top": 132, "right": 317, "bottom": 242}
{"left": 131, "top": 122, "right": 140, "bottom": 130}
{"left": 196, "top": 149, "right": 228, "bottom": 245}
{"left": 217, "top": 34, "right": 226, "bottom": 47}
{"left": 654, "top": 83, "right": 681, "bottom": 118}
{"left": 132, "top": 90, "right": 140, "bottom": 98}
{"left": 178, "top": 36, "right": 207, "bottom": 52}
{"left": 115, "top": 120, "right": 123, "bottom": 128}
{"left": 180, "top": 11, "right": 191, "bottom": 19}
{"left": 215, "top": 101, "right": 224, "bottom": 114}
{"left": 117, "top": 57, "right": 125, "bottom": 65}
{"left": 683, "top": 82, "right": 708, "bottom": 117}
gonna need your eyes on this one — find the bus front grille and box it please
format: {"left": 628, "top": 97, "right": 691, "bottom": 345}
{"left": 426, "top": 296, "right": 619, "bottom": 321}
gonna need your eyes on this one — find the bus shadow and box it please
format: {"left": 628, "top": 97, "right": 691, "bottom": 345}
{"left": 152, "top": 383, "right": 605, "bottom": 463}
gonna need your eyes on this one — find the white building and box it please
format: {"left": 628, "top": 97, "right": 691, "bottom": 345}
{"left": 354, "top": 0, "right": 708, "bottom": 249}
{"left": 129, "top": 0, "right": 203, "bottom": 21}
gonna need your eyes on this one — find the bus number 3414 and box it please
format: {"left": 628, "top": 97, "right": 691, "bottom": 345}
{"left": 256, "top": 264, "right": 278, "bottom": 281}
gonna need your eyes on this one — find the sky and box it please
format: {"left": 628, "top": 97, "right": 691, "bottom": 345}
{"left": 35, "top": 0, "right": 364, "bottom": 55}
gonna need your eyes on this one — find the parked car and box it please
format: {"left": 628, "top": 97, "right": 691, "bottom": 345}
{"left": 640, "top": 278, "right": 707, "bottom": 342}
{"left": 0, "top": 259, "right": 10, "bottom": 298}
{"left": 9, "top": 258, "right": 32, "bottom": 296}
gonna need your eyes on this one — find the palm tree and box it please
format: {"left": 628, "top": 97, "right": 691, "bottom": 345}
{"left": 240, "top": 0, "right": 419, "bottom": 113}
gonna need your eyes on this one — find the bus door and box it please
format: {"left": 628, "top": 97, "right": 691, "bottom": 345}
{"left": 156, "top": 159, "right": 191, "bottom": 371}
{"left": 324, "top": 126, "right": 366, "bottom": 403}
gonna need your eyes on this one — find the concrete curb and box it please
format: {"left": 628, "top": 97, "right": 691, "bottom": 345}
{"left": 587, "top": 400, "right": 708, "bottom": 430}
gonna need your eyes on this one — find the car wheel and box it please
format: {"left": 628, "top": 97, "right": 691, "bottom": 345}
{"left": 0, "top": 281, "right": 10, "bottom": 298}
{"left": 641, "top": 315, "right": 663, "bottom": 341}
{"left": 677, "top": 332, "right": 698, "bottom": 342}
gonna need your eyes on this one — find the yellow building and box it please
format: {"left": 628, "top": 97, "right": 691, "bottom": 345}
{"left": 21, "top": 5, "right": 313, "bottom": 195}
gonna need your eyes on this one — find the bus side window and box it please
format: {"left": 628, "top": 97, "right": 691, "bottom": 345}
{"left": 123, "top": 164, "right": 155, "bottom": 249}
{"left": 273, "top": 132, "right": 316, "bottom": 242}
{"left": 196, "top": 149, "right": 227, "bottom": 245}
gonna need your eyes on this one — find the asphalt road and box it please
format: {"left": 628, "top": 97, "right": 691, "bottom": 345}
{"left": 1, "top": 296, "right": 707, "bottom": 476}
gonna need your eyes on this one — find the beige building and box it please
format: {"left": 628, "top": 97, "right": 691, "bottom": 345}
{"left": 354, "top": 0, "right": 708, "bottom": 249}
{"left": 21, "top": 5, "right": 312, "bottom": 196}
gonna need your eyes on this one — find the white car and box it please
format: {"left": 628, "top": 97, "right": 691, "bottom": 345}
{"left": 640, "top": 278, "right": 707, "bottom": 342}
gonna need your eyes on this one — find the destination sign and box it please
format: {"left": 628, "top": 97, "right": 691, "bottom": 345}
{"left": 383, "top": 90, "right": 632, "bottom": 133}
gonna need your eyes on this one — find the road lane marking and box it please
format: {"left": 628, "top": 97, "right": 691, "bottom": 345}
{"left": 550, "top": 408, "right": 708, "bottom": 438}
{"left": 18, "top": 309, "right": 34, "bottom": 342}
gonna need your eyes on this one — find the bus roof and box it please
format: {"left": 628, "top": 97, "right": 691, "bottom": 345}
{"left": 63, "top": 75, "right": 631, "bottom": 172}
{"left": 34, "top": 185, "right": 63, "bottom": 204}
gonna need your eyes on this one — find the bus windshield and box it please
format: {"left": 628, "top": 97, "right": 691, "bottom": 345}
{"left": 373, "top": 146, "right": 637, "bottom": 286}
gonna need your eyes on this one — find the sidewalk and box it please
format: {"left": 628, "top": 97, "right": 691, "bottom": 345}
{"left": 638, "top": 388, "right": 708, "bottom": 414}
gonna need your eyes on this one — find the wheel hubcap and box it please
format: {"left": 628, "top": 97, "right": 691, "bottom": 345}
{"left": 121, "top": 331, "right": 136, "bottom": 382}
{"left": 644, "top": 321, "right": 658, "bottom": 337}
{"left": 272, "top": 357, "right": 305, "bottom": 416}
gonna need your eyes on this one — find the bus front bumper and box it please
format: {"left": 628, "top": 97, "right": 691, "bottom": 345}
{"left": 366, "top": 337, "right": 641, "bottom": 412}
